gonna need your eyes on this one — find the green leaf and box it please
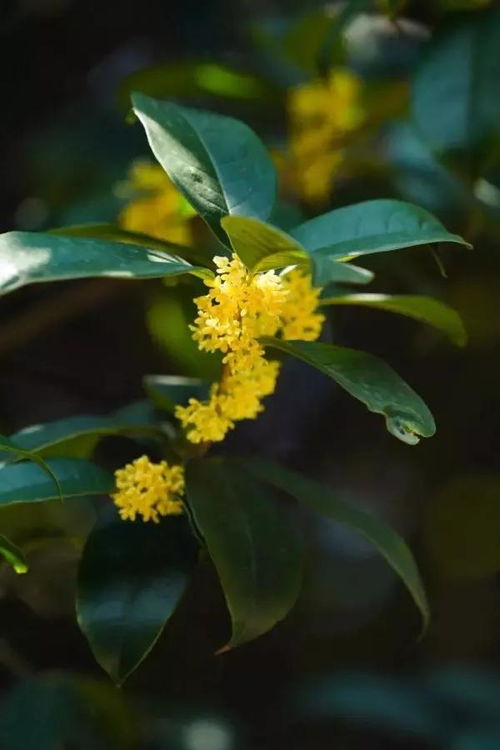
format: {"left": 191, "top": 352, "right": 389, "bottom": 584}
{"left": 244, "top": 460, "right": 429, "bottom": 632}
{"left": 51, "top": 223, "right": 214, "bottom": 271}
{"left": 290, "top": 199, "right": 470, "bottom": 260}
{"left": 3, "top": 411, "right": 167, "bottom": 460}
{"left": 131, "top": 93, "right": 277, "bottom": 244}
{"left": 0, "top": 459, "right": 114, "bottom": 506}
{"left": 0, "top": 232, "right": 203, "bottom": 296}
{"left": 221, "top": 215, "right": 308, "bottom": 271}
{"left": 143, "top": 374, "right": 209, "bottom": 412}
{"left": 77, "top": 505, "right": 197, "bottom": 684}
{"left": 312, "top": 256, "right": 374, "bottom": 287}
{"left": 0, "top": 433, "right": 64, "bottom": 500}
{"left": 185, "top": 458, "right": 302, "bottom": 649}
{"left": 262, "top": 337, "right": 435, "bottom": 444}
{"left": 411, "top": 9, "right": 500, "bottom": 164}
{"left": 319, "top": 293, "right": 467, "bottom": 346}
{"left": 0, "top": 535, "right": 28, "bottom": 574}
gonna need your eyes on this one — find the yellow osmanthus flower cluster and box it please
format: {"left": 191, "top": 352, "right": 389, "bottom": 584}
{"left": 175, "top": 255, "right": 325, "bottom": 444}
{"left": 111, "top": 455, "right": 184, "bottom": 523}
{"left": 277, "top": 69, "right": 364, "bottom": 205}
{"left": 119, "top": 161, "right": 195, "bottom": 246}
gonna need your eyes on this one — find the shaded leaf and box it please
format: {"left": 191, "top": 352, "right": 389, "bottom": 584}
{"left": 0, "top": 232, "right": 203, "bottom": 296}
{"left": 0, "top": 459, "right": 113, "bottom": 506}
{"left": 132, "top": 93, "right": 277, "bottom": 244}
{"left": 290, "top": 199, "right": 470, "bottom": 260}
{"left": 319, "top": 293, "right": 466, "bottom": 345}
{"left": 262, "top": 337, "right": 435, "bottom": 444}
{"left": 244, "top": 460, "right": 429, "bottom": 631}
{"left": 77, "top": 505, "right": 197, "bottom": 684}
{"left": 185, "top": 458, "right": 302, "bottom": 649}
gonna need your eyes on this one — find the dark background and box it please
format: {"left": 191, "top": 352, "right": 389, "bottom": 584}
{"left": 1, "top": 1, "right": 500, "bottom": 748}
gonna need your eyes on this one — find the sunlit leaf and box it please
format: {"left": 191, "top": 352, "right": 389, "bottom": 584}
{"left": 0, "top": 232, "right": 203, "bottom": 296}
{"left": 221, "top": 215, "right": 308, "bottom": 271}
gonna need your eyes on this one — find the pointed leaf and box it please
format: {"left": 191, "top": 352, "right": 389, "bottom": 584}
{"left": 290, "top": 199, "right": 470, "bottom": 260}
{"left": 143, "top": 375, "right": 209, "bottom": 412}
{"left": 0, "top": 535, "right": 28, "bottom": 574}
{"left": 185, "top": 458, "right": 302, "bottom": 649}
{"left": 3, "top": 410, "right": 166, "bottom": 460}
{"left": 0, "top": 232, "right": 203, "bottom": 296}
{"left": 246, "top": 461, "right": 430, "bottom": 629}
{"left": 77, "top": 505, "right": 197, "bottom": 684}
{"left": 221, "top": 215, "right": 308, "bottom": 271}
{"left": 0, "top": 459, "right": 113, "bottom": 506}
{"left": 132, "top": 93, "right": 277, "bottom": 243}
{"left": 319, "top": 293, "right": 467, "bottom": 346}
{"left": 313, "top": 256, "right": 374, "bottom": 287}
{"left": 262, "top": 337, "right": 435, "bottom": 444}
{"left": 51, "top": 223, "right": 214, "bottom": 271}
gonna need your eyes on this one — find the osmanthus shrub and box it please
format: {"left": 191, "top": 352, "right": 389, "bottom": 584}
{"left": 0, "top": 93, "right": 470, "bottom": 684}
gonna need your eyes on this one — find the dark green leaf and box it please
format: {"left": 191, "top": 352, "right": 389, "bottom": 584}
{"left": 313, "top": 256, "right": 374, "bottom": 287}
{"left": 3, "top": 411, "right": 167, "bottom": 460}
{"left": 244, "top": 460, "right": 429, "bottom": 631}
{"left": 0, "top": 459, "right": 113, "bottom": 506}
{"left": 132, "top": 93, "right": 277, "bottom": 244}
{"left": 0, "top": 232, "right": 203, "bottom": 296}
{"left": 0, "top": 535, "right": 28, "bottom": 574}
{"left": 77, "top": 505, "right": 197, "bottom": 684}
{"left": 143, "top": 374, "right": 209, "bottom": 412}
{"left": 51, "top": 223, "right": 214, "bottom": 271}
{"left": 290, "top": 199, "right": 470, "bottom": 260}
{"left": 411, "top": 10, "right": 500, "bottom": 164}
{"left": 221, "top": 215, "right": 308, "bottom": 271}
{"left": 262, "top": 337, "right": 435, "bottom": 444}
{"left": 319, "top": 293, "right": 467, "bottom": 346}
{"left": 185, "top": 458, "right": 302, "bottom": 649}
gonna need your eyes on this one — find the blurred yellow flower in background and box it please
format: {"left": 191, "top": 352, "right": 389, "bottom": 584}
{"left": 119, "top": 160, "right": 196, "bottom": 246}
{"left": 278, "top": 68, "right": 364, "bottom": 205}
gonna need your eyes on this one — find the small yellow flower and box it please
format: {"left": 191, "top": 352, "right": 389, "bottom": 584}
{"left": 119, "top": 161, "right": 195, "bottom": 246}
{"left": 281, "top": 269, "right": 325, "bottom": 341}
{"left": 111, "top": 455, "right": 184, "bottom": 523}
